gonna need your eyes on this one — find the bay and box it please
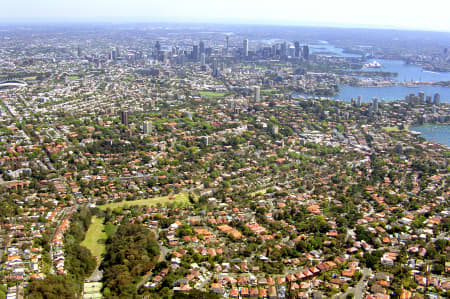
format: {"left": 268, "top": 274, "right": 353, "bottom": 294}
{"left": 310, "top": 43, "right": 361, "bottom": 58}
{"left": 335, "top": 85, "right": 450, "bottom": 103}
{"left": 408, "top": 125, "right": 450, "bottom": 147}
{"left": 363, "top": 59, "right": 450, "bottom": 82}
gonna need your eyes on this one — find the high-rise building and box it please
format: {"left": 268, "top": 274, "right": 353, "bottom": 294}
{"left": 294, "top": 41, "right": 300, "bottom": 58}
{"left": 243, "top": 39, "right": 249, "bottom": 57}
{"left": 110, "top": 49, "right": 117, "bottom": 61}
{"left": 121, "top": 111, "right": 129, "bottom": 126}
{"left": 426, "top": 96, "right": 432, "bottom": 104}
{"left": 77, "top": 46, "right": 82, "bottom": 58}
{"left": 281, "top": 42, "right": 287, "bottom": 57}
{"left": 200, "top": 53, "right": 206, "bottom": 66}
{"left": 302, "top": 45, "right": 309, "bottom": 60}
{"left": 115, "top": 46, "right": 120, "bottom": 58}
{"left": 192, "top": 45, "right": 199, "bottom": 61}
{"left": 199, "top": 41, "right": 205, "bottom": 55}
{"left": 155, "top": 41, "right": 161, "bottom": 52}
{"left": 212, "top": 59, "right": 221, "bottom": 77}
{"left": 372, "top": 97, "right": 378, "bottom": 111}
{"left": 226, "top": 35, "right": 229, "bottom": 50}
{"left": 418, "top": 91, "right": 425, "bottom": 104}
{"left": 143, "top": 121, "right": 152, "bottom": 134}
{"left": 357, "top": 96, "right": 362, "bottom": 106}
{"left": 254, "top": 86, "right": 260, "bottom": 102}
{"left": 154, "top": 41, "right": 161, "bottom": 59}
{"left": 434, "top": 93, "right": 440, "bottom": 105}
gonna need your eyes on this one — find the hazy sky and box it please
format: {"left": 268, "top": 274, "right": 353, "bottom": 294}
{"left": 2, "top": 0, "right": 450, "bottom": 32}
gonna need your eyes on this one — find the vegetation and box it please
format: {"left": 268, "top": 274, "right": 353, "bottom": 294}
{"left": 26, "top": 275, "right": 77, "bottom": 299}
{"left": 198, "top": 91, "right": 226, "bottom": 99}
{"left": 98, "top": 192, "right": 190, "bottom": 210}
{"left": 101, "top": 223, "right": 160, "bottom": 298}
{"left": 81, "top": 216, "right": 107, "bottom": 265}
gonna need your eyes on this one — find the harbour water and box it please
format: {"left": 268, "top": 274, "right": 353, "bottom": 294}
{"left": 334, "top": 85, "right": 450, "bottom": 103}
{"left": 363, "top": 59, "right": 450, "bottom": 82}
{"left": 310, "top": 43, "right": 361, "bottom": 58}
{"left": 409, "top": 125, "right": 450, "bottom": 147}
{"left": 310, "top": 42, "right": 450, "bottom": 145}
{"left": 309, "top": 43, "right": 450, "bottom": 103}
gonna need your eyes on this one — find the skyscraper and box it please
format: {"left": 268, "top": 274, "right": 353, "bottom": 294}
{"left": 200, "top": 53, "right": 206, "bottom": 66}
{"left": 121, "top": 111, "right": 129, "bottom": 126}
{"left": 372, "top": 97, "right": 378, "bottom": 111}
{"left": 243, "top": 39, "right": 249, "bottom": 57}
{"left": 254, "top": 86, "right": 260, "bottom": 102}
{"left": 418, "top": 91, "right": 425, "bottom": 104}
{"left": 281, "top": 42, "right": 287, "bottom": 57}
{"left": 294, "top": 41, "right": 300, "bottom": 58}
{"left": 199, "top": 41, "right": 205, "bottom": 55}
{"left": 226, "top": 35, "right": 229, "bottom": 51}
{"left": 110, "top": 48, "right": 117, "bottom": 61}
{"left": 302, "top": 45, "right": 309, "bottom": 60}
{"left": 357, "top": 96, "right": 362, "bottom": 106}
{"left": 434, "top": 93, "right": 440, "bottom": 105}
{"left": 155, "top": 41, "right": 161, "bottom": 52}
{"left": 192, "top": 45, "right": 199, "bottom": 61}
{"left": 154, "top": 41, "right": 161, "bottom": 59}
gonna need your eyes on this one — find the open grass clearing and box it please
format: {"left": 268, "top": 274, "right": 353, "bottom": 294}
{"left": 97, "top": 192, "right": 190, "bottom": 211}
{"left": 198, "top": 91, "right": 226, "bottom": 99}
{"left": 382, "top": 126, "right": 402, "bottom": 132}
{"left": 81, "top": 216, "right": 106, "bottom": 266}
{"left": 249, "top": 188, "right": 269, "bottom": 197}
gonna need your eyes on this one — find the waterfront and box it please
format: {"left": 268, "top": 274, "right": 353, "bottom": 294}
{"left": 364, "top": 59, "right": 450, "bottom": 82}
{"left": 335, "top": 85, "right": 450, "bottom": 103}
{"left": 310, "top": 43, "right": 361, "bottom": 58}
{"left": 409, "top": 124, "right": 450, "bottom": 147}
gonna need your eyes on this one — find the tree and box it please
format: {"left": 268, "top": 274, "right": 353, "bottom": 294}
{"left": 26, "top": 275, "right": 77, "bottom": 299}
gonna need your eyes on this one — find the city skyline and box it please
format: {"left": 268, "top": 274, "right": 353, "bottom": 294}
{"left": 1, "top": 0, "right": 450, "bottom": 32}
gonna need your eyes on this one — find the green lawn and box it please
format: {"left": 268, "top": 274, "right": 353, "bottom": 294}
{"left": 97, "top": 192, "right": 190, "bottom": 210}
{"left": 198, "top": 91, "right": 226, "bottom": 99}
{"left": 81, "top": 216, "right": 106, "bottom": 265}
{"left": 382, "top": 126, "right": 401, "bottom": 132}
{"left": 249, "top": 188, "right": 269, "bottom": 197}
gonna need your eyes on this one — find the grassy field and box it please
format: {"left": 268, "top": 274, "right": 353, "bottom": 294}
{"left": 382, "top": 126, "right": 402, "bottom": 132}
{"left": 198, "top": 91, "right": 226, "bottom": 99}
{"left": 81, "top": 216, "right": 106, "bottom": 265}
{"left": 98, "top": 192, "right": 190, "bottom": 210}
{"left": 261, "top": 89, "right": 278, "bottom": 95}
{"left": 249, "top": 188, "right": 269, "bottom": 197}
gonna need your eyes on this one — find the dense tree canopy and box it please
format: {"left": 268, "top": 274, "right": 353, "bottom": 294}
{"left": 101, "top": 223, "right": 160, "bottom": 298}
{"left": 26, "top": 275, "right": 77, "bottom": 299}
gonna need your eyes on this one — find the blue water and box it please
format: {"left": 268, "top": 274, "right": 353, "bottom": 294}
{"left": 363, "top": 59, "right": 450, "bottom": 82}
{"left": 306, "top": 42, "right": 450, "bottom": 146}
{"left": 310, "top": 43, "right": 361, "bottom": 58}
{"left": 409, "top": 125, "right": 450, "bottom": 147}
{"left": 335, "top": 85, "right": 450, "bottom": 103}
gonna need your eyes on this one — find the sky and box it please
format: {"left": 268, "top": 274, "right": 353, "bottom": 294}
{"left": 2, "top": 0, "right": 450, "bottom": 32}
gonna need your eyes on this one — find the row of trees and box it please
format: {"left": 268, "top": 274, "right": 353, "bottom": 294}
{"left": 26, "top": 207, "right": 96, "bottom": 298}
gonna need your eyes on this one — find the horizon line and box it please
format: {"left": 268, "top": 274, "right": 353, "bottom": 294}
{"left": 1, "top": 17, "right": 450, "bottom": 34}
